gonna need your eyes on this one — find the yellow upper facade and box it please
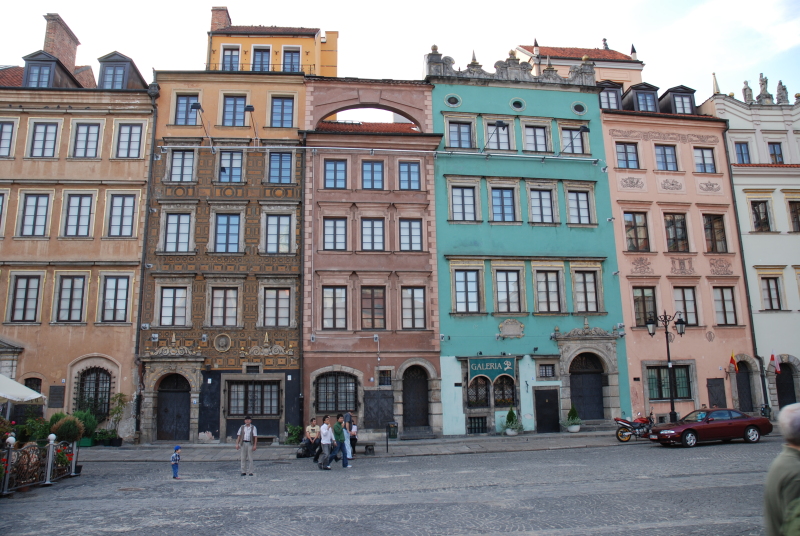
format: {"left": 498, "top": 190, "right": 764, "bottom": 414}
{"left": 207, "top": 6, "right": 338, "bottom": 77}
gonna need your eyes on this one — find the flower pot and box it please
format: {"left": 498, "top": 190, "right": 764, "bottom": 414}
{"left": 74, "top": 464, "right": 83, "bottom": 475}
{"left": 567, "top": 424, "right": 581, "bottom": 433}
{"left": 102, "top": 439, "right": 112, "bottom": 446}
{"left": 109, "top": 438, "right": 123, "bottom": 447}
{"left": 78, "top": 437, "right": 95, "bottom": 447}
{"left": 505, "top": 429, "right": 518, "bottom": 436}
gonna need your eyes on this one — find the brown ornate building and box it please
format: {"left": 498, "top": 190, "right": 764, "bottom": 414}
{"left": 301, "top": 78, "right": 444, "bottom": 437}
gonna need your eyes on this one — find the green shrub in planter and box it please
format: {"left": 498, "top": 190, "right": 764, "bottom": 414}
{"left": 561, "top": 404, "right": 582, "bottom": 428}
{"left": 25, "top": 417, "right": 51, "bottom": 442}
{"left": 49, "top": 412, "right": 67, "bottom": 430}
{"left": 73, "top": 410, "right": 98, "bottom": 438}
{"left": 503, "top": 406, "right": 524, "bottom": 433}
{"left": 52, "top": 416, "right": 84, "bottom": 443}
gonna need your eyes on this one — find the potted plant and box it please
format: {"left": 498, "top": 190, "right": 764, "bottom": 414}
{"left": 73, "top": 410, "right": 98, "bottom": 447}
{"left": 561, "top": 404, "right": 582, "bottom": 433}
{"left": 503, "top": 406, "right": 524, "bottom": 436}
{"left": 108, "top": 393, "right": 127, "bottom": 447}
{"left": 95, "top": 429, "right": 112, "bottom": 446}
{"left": 51, "top": 415, "right": 85, "bottom": 443}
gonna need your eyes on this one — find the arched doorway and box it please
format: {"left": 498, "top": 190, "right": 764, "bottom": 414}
{"left": 157, "top": 374, "right": 190, "bottom": 441}
{"left": 777, "top": 364, "right": 797, "bottom": 408}
{"left": 403, "top": 366, "right": 429, "bottom": 427}
{"left": 569, "top": 353, "right": 605, "bottom": 420}
{"left": 736, "top": 362, "right": 754, "bottom": 412}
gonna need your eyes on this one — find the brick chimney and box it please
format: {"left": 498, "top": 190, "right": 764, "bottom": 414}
{"left": 42, "top": 13, "right": 80, "bottom": 74}
{"left": 210, "top": 6, "right": 232, "bottom": 31}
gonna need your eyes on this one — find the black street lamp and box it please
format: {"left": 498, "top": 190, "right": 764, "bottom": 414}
{"left": 646, "top": 310, "right": 686, "bottom": 423}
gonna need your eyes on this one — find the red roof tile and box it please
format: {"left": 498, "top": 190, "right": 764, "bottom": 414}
{"left": 518, "top": 45, "right": 632, "bottom": 61}
{"left": 315, "top": 121, "right": 421, "bottom": 134}
{"left": 215, "top": 25, "right": 319, "bottom": 36}
{"left": 732, "top": 164, "right": 800, "bottom": 168}
{"left": 0, "top": 66, "right": 24, "bottom": 87}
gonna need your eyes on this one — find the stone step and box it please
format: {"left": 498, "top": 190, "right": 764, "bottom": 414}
{"left": 400, "top": 426, "right": 436, "bottom": 440}
{"left": 577, "top": 420, "right": 619, "bottom": 432}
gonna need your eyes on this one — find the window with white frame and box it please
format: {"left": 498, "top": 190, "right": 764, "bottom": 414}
{"left": 402, "top": 287, "right": 425, "bottom": 329}
{"left": 561, "top": 128, "right": 584, "bottom": 154}
{"left": 673, "top": 287, "right": 698, "bottom": 326}
{"left": 454, "top": 269, "right": 480, "bottom": 313}
{"left": 761, "top": 277, "right": 782, "bottom": 310}
{"left": 485, "top": 122, "right": 510, "bottom": 150}
{"left": 768, "top": 143, "right": 784, "bottom": 165}
{"left": 361, "top": 218, "right": 384, "bottom": 251}
{"left": 20, "top": 193, "right": 49, "bottom": 236}
{"left": 528, "top": 182, "right": 557, "bottom": 224}
{"left": 252, "top": 48, "right": 270, "bottom": 71}
{"left": 102, "top": 275, "right": 129, "bottom": 322}
{"left": 535, "top": 271, "right": 561, "bottom": 312}
{"left": 399, "top": 162, "right": 421, "bottom": 190}
{"left": 64, "top": 194, "right": 92, "bottom": 237}
{"left": 264, "top": 288, "right": 290, "bottom": 327}
{"left": 713, "top": 287, "right": 737, "bottom": 325}
{"left": 283, "top": 49, "right": 300, "bottom": 72}
{"left": 452, "top": 186, "right": 476, "bottom": 221}
{"left": 362, "top": 161, "right": 383, "bottom": 190}
{"left": 693, "top": 148, "right": 716, "bottom": 173}
{"left": 271, "top": 97, "right": 294, "bottom": 128}
{"left": 496, "top": 270, "right": 521, "bottom": 313}
{"left": 567, "top": 190, "right": 591, "bottom": 224}
{"left": 616, "top": 143, "right": 639, "bottom": 169}
{"left": 164, "top": 213, "right": 191, "bottom": 252}
{"left": 323, "top": 218, "right": 346, "bottom": 250}
{"left": 399, "top": 219, "right": 422, "bottom": 251}
{"left": 600, "top": 90, "right": 620, "bottom": 110}
{"left": 222, "top": 96, "right": 246, "bottom": 126}
{"left": 734, "top": 142, "right": 750, "bottom": 164}
{"left": 115, "top": 124, "right": 142, "bottom": 158}
{"left": 30, "top": 122, "right": 58, "bottom": 157}
{"left": 361, "top": 286, "right": 386, "bottom": 330}
{"left": 324, "top": 160, "right": 346, "bottom": 189}
{"left": 170, "top": 150, "right": 194, "bottom": 182}
{"left": 636, "top": 92, "right": 657, "bottom": 112}
{"left": 0, "top": 122, "right": 14, "bottom": 157}
{"left": 175, "top": 95, "right": 198, "bottom": 126}
{"left": 703, "top": 214, "right": 727, "bottom": 253}
{"left": 524, "top": 125, "right": 548, "bottom": 152}
{"left": 448, "top": 122, "right": 472, "bottom": 148}
{"left": 269, "top": 152, "right": 292, "bottom": 183}
{"left": 11, "top": 275, "right": 41, "bottom": 322}
{"left": 266, "top": 214, "right": 291, "bottom": 254}
{"left": 219, "top": 151, "right": 243, "bottom": 182}
{"left": 222, "top": 48, "right": 240, "bottom": 71}
{"left": 491, "top": 188, "right": 515, "bottom": 222}
{"left": 673, "top": 94, "right": 693, "bottom": 114}
{"left": 214, "top": 214, "right": 240, "bottom": 253}
{"left": 655, "top": 145, "right": 678, "bottom": 171}
{"left": 108, "top": 194, "right": 135, "bottom": 237}
{"left": 211, "top": 288, "right": 238, "bottom": 326}
{"left": 159, "top": 287, "right": 188, "bottom": 326}
{"left": 73, "top": 123, "right": 100, "bottom": 158}
{"left": 56, "top": 275, "right": 85, "bottom": 322}
{"left": 633, "top": 287, "right": 656, "bottom": 327}
{"left": 574, "top": 271, "right": 598, "bottom": 312}
{"left": 322, "top": 286, "right": 347, "bottom": 329}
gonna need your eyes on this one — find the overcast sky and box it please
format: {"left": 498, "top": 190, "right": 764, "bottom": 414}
{"left": 3, "top": 0, "right": 799, "bottom": 122}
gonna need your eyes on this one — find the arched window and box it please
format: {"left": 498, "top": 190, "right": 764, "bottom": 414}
{"left": 493, "top": 376, "right": 515, "bottom": 407}
{"left": 315, "top": 372, "right": 357, "bottom": 412}
{"left": 467, "top": 377, "right": 489, "bottom": 408}
{"left": 77, "top": 367, "right": 112, "bottom": 418}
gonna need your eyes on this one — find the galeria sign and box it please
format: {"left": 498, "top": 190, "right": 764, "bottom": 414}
{"left": 468, "top": 357, "right": 514, "bottom": 381}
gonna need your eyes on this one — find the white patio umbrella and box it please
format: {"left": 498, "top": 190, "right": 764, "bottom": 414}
{"left": 0, "top": 374, "right": 46, "bottom": 420}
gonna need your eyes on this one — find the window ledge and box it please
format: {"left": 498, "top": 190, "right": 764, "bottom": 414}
{"left": 572, "top": 311, "right": 608, "bottom": 316}
{"left": 207, "top": 252, "right": 246, "bottom": 256}
{"left": 390, "top": 189, "right": 428, "bottom": 194}
{"left": 202, "top": 325, "right": 245, "bottom": 330}
{"left": 450, "top": 312, "right": 488, "bottom": 317}
{"left": 624, "top": 249, "right": 657, "bottom": 255}
{"left": 447, "top": 219, "right": 482, "bottom": 224}
{"left": 562, "top": 152, "right": 591, "bottom": 157}
{"left": 566, "top": 223, "right": 598, "bottom": 228}
{"left": 355, "top": 250, "right": 390, "bottom": 255}
{"left": 757, "top": 309, "right": 792, "bottom": 313}
{"left": 521, "top": 150, "right": 554, "bottom": 156}
{"left": 101, "top": 236, "right": 136, "bottom": 241}
{"left": 491, "top": 312, "right": 530, "bottom": 317}
{"left": 532, "top": 312, "right": 570, "bottom": 316}
{"left": 108, "top": 157, "right": 145, "bottom": 161}
{"left": 213, "top": 125, "right": 250, "bottom": 129}
{"left": 262, "top": 181, "right": 297, "bottom": 186}
{"left": 703, "top": 252, "right": 735, "bottom": 256}
{"left": 664, "top": 251, "right": 697, "bottom": 256}
{"left": 57, "top": 236, "right": 94, "bottom": 241}
{"left": 482, "top": 148, "right": 517, "bottom": 154}
{"left": 692, "top": 172, "right": 724, "bottom": 177}
{"left": 156, "top": 251, "right": 197, "bottom": 256}
{"left": 93, "top": 322, "right": 133, "bottom": 327}
{"left": 66, "top": 157, "right": 102, "bottom": 162}
{"left": 23, "top": 157, "right": 59, "bottom": 161}
{"left": 748, "top": 231, "right": 780, "bottom": 234}
{"left": 614, "top": 167, "right": 647, "bottom": 173}
{"left": 3, "top": 322, "right": 41, "bottom": 326}
{"left": 50, "top": 322, "right": 87, "bottom": 326}
{"left": 0, "top": 157, "right": 15, "bottom": 160}
{"left": 713, "top": 324, "right": 746, "bottom": 329}
{"left": 489, "top": 221, "right": 523, "bottom": 226}
{"left": 151, "top": 325, "right": 194, "bottom": 330}
{"left": 318, "top": 250, "right": 351, "bottom": 254}
{"left": 163, "top": 180, "right": 199, "bottom": 185}
{"left": 443, "top": 147, "right": 477, "bottom": 152}
{"left": 652, "top": 170, "right": 685, "bottom": 175}
{"left": 528, "top": 222, "right": 560, "bottom": 227}
{"left": 258, "top": 252, "right": 296, "bottom": 257}
{"left": 13, "top": 236, "right": 50, "bottom": 240}
{"left": 211, "top": 181, "right": 247, "bottom": 186}
{"left": 165, "top": 124, "right": 203, "bottom": 128}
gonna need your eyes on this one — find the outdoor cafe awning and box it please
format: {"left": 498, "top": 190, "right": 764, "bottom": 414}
{"left": 0, "top": 374, "right": 46, "bottom": 405}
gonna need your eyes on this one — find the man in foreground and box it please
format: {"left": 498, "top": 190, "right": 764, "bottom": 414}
{"left": 764, "top": 402, "right": 800, "bottom": 535}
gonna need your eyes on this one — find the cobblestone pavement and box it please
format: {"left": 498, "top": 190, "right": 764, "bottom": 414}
{"left": 1, "top": 434, "right": 781, "bottom": 536}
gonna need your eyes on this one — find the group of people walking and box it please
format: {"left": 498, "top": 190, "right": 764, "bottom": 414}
{"left": 302, "top": 413, "right": 358, "bottom": 470}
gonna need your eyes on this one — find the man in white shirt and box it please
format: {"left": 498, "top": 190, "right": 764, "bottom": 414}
{"left": 318, "top": 415, "right": 336, "bottom": 470}
{"left": 236, "top": 415, "right": 258, "bottom": 476}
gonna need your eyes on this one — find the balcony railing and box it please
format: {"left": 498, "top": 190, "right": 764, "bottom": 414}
{"left": 205, "top": 63, "right": 315, "bottom": 75}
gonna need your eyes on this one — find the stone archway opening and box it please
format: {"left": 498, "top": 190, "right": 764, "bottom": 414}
{"left": 402, "top": 365, "right": 429, "bottom": 428}
{"left": 777, "top": 363, "right": 798, "bottom": 408}
{"left": 156, "top": 373, "right": 191, "bottom": 441}
{"left": 569, "top": 353, "right": 605, "bottom": 420}
{"left": 736, "top": 361, "right": 755, "bottom": 413}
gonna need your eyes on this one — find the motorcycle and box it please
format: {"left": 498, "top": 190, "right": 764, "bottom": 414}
{"left": 614, "top": 409, "right": 654, "bottom": 442}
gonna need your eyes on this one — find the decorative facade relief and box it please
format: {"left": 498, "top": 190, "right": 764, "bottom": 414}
{"left": 631, "top": 257, "right": 654, "bottom": 274}
{"left": 698, "top": 181, "right": 721, "bottom": 193}
{"left": 706, "top": 331, "right": 715, "bottom": 342}
{"left": 214, "top": 334, "right": 232, "bottom": 353}
{"left": 669, "top": 257, "right": 695, "bottom": 275}
{"left": 709, "top": 258, "right": 733, "bottom": 275}
{"left": 660, "top": 178, "right": 683, "bottom": 191}
{"left": 608, "top": 129, "right": 719, "bottom": 145}
{"left": 145, "top": 346, "right": 202, "bottom": 357}
{"left": 620, "top": 177, "right": 645, "bottom": 190}
{"left": 756, "top": 73, "right": 775, "bottom": 105}
{"left": 497, "top": 319, "right": 525, "bottom": 339}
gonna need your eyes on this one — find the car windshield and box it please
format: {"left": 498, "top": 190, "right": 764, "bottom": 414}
{"left": 680, "top": 410, "right": 708, "bottom": 423}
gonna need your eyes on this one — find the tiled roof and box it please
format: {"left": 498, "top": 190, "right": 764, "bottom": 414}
{"left": 0, "top": 66, "right": 24, "bottom": 87}
{"left": 214, "top": 25, "right": 319, "bottom": 36}
{"left": 518, "top": 45, "right": 632, "bottom": 61}
{"left": 315, "top": 121, "right": 421, "bottom": 134}
{"left": 732, "top": 164, "right": 800, "bottom": 168}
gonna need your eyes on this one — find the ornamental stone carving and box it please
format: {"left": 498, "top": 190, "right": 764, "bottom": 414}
{"left": 709, "top": 258, "right": 733, "bottom": 275}
{"left": 699, "top": 181, "right": 721, "bottom": 193}
{"left": 146, "top": 346, "right": 202, "bottom": 357}
{"left": 214, "top": 334, "right": 232, "bottom": 353}
{"left": 554, "top": 318, "right": 616, "bottom": 340}
{"left": 743, "top": 81, "right": 754, "bottom": 103}
{"left": 608, "top": 129, "right": 719, "bottom": 145}
{"left": 631, "top": 257, "right": 654, "bottom": 275}
{"left": 241, "top": 344, "right": 295, "bottom": 357}
{"left": 661, "top": 178, "right": 682, "bottom": 191}
{"left": 706, "top": 331, "right": 715, "bottom": 342}
{"left": 670, "top": 257, "right": 695, "bottom": 275}
{"left": 777, "top": 81, "right": 789, "bottom": 104}
{"left": 498, "top": 319, "right": 525, "bottom": 339}
{"left": 757, "top": 73, "right": 774, "bottom": 105}
{"left": 620, "top": 177, "right": 645, "bottom": 189}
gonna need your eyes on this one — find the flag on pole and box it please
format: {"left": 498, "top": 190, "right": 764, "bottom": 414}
{"left": 730, "top": 352, "right": 738, "bottom": 373}
{"left": 774, "top": 354, "right": 781, "bottom": 374}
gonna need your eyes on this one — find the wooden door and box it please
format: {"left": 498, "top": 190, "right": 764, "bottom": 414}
{"left": 363, "top": 391, "right": 393, "bottom": 429}
{"left": 534, "top": 390, "right": 560, "bottom": 433}
{"left": 736, "top": 362, "right": 754, "bottom": 412}
{"left": 157, "top": 374, "right": 190, "bottom": 441}
{"left": 777, "top": 364, "right": 797, "bottom": 408}
{"left": 569, "top": 354, "right": 605, "bottom": 420}
{"left": 707, "top": 378, "right": 726, "bottom": 409}
{"left": 402, "top": 366, "right": 429, "bottom": 427}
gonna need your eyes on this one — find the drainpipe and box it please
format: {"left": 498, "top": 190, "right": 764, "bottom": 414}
{"left": 721, "top": 122, "right": 770, "bottom": 413}
{"left": 133, "top": 79, "right": 160, "bottom": 437}
{"left": 297, "top": 137, "right": 306, "bottom": 428}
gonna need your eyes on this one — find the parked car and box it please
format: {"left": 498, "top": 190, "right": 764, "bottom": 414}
{"left": 649, "top": 408, "right": 773, "bottom": 447}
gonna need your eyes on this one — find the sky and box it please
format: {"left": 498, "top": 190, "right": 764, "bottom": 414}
{"left": 2, "top": 0, "right": 799, "bottom": 121}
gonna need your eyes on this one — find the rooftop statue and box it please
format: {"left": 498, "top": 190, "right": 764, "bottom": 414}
{"left": 776, "top": 80, "right": 789, "bottom": 104}
{"left": 742, "top": 81, "right": 753, "bottom": 103}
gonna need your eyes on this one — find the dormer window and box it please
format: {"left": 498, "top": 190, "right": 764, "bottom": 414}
{"left": 600, "top": 89, "right": 620, "bottom": 110}
{"left": 100, "top": 64, "right": 127, "bottom": 89}
{"left": 25, "top": 62, "right": 54, "bottom": 88}
{"left": 636, "top": 92, "right": 657, "bottom": 112}
{"left": 673, "top": 94, "right": 693, "bottom": 114}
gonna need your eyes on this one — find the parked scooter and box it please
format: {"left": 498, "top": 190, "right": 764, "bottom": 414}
{"left": 614, "top": 409, "right": 654, "bottom": 442}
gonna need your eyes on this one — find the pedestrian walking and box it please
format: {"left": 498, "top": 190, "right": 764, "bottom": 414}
{"left": 332, "top": 414, "right": 352, "bottom": 468}
{"left": 171, "top": 446, "right": 181, "bottom": 479}
{"left": 343, "top": 410, "right": 354, "bottom": 462}
{"left": 318, "top": 415, "right": 335, "bottom": 470}
{"left": 765, "top": 403, "right": 800, "bottom": 535}
{"left": 304, "top": 417, "right": 321, "bottom": 461}
{"left": 236, "top": 415, "right": 258, "bottom": 476}
{"left": 350, "top": 416, "right": 359, "bottom": 458}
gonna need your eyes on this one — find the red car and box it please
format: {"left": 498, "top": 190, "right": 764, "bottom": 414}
{"left": 649, "top": 408, "right": 773, "bottom": 447}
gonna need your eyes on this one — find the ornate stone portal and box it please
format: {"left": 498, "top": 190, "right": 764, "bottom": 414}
{"left": 140, "top": 353, "right": 204, "bottom": 443}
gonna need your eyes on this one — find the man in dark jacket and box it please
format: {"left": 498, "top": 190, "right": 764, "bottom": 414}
{"left": 764, "top": 402, "right": 800, "bottom": 535}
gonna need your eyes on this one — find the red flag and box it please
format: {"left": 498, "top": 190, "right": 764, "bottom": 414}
{"left": 730, "top": 353, "right": 738, "bottom": 373}
{"left": 774, "top": 354, "right": 781, "bottom": 374}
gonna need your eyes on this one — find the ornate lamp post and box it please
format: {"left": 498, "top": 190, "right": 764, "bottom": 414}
{"left": 646, "top": 311, "right": 686, "bottom": 423}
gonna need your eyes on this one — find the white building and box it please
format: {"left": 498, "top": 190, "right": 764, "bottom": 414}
{"left": 699, "top": 79, "right": 800, "bottom": 413}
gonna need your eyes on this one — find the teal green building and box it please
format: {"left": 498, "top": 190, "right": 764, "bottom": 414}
{"left": 425, "top": 48, "right": 631, "bottom": 435}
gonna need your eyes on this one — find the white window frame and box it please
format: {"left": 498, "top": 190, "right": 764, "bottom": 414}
{"left": 712, "top": 286, "right": 739, "bottom": 326}
{"left": 564, "top": 181, "right": 596, "bottom": 226}
{"left": 521, "top": 119, "right": 552, "bottom": 153}
{"left": 157, "top": 200, "right": 198, "bottom": 254}
{"left": 444, "top": 114, "right": 477, "bottom": 150}
{"left": 153, "top": 276, "right": 194, "bottom": 329}
{"left": 487, "top": 178, "right": 521, "bottom": 224}
{"left": 204, "top": 275, "right": 245, "bottom": 328}
{"left": 491, "top": 262, "right": 527, "bottom": 314}
{"left": 557, "top": 122, "right": 589, "bottom": 155}
{"left": 532, "top": 262, "right": 567, "bottom": 314}
{"left": 250, "top": 45, "right": 272, "bottom": 72}
{"left": 103, "top": 190, "right": 140, "bottom": 239}
{"left": 217, "top": 90, "right": 251, "bottom": 127}
{"left": 526, "top": 179, "right": 559, "bottom": 225}
{"left": 259, "top": 202, "right": 298, "bottom": 255}
{"left": 67, "top": 119, "right": 105, "bottom": 160}
{"left": 447, "top": 177, "right": 482, "bottom": 223}
{"left": 26, "top": 119, "right": 63, "bottom": 159}
{"left": 166, "top": 148, "right": 197, "bottom": 183}
{"left": 110, "top": 119, "right": 146, "bottom": 160}
{"left": 0, "top": 187, "right": 9, "bottom": 238}
{"left": 451, "top": 262, "right": 485, "bottom": 314}
{"left": 208, "top": 202, "right": 247, "bottom": 254}
{"left": 570, "top": 263, "right": 603, "bottom": 313}
{"left": 483, "top": 116, "right": 515, "bottom": 151}
{"left": 5, "top": 270, "right": 46, "bottom": 324}
{"left": 51, "top": 270, "right": 90, "bottom": 324}
{"left": 257, "top": 276, "right": 297, "bottom": 328}
{"left": 60, "top": 190, "right": 97, "bottom": 239}
{"left": 672, "top": 286, "right": 699, "bottom": 327}
{"left": 96, "top": 271, "right": 134, "bottom": 324}
{"left": 16, "top": 189, "right": 54, "bottom": 238}
{"left": 0, "top": 118, "right": 21, "bottom": 158}
{"left": 268, "top": 91, "right": 299, "bottom": 129}
{"left": 216, "top": 149, "right": 245, "bottom": 184}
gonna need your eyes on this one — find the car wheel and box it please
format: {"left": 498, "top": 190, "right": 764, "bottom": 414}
{"left": 616, "top": 428, "right": 632, "bottom": 443}
{"left": 744, "top": 426, "right": 761, "bottom": 443}
{"left": 681, "top": 430, "right": 697, "bottom": 448}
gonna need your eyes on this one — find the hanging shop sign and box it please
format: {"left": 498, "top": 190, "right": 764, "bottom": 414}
{"left": 468, "top": 357, "right": 515, "bottom": 382}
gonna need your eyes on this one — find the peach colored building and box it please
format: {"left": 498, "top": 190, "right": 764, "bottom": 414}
{"left": 0, "top": 14, "right": 153, "bottom": 437}
{"left": 301, "top": 78, "right": 444, "bottom": 438}
{"left": 602, "top": 84, "right": 759, "bottom": 422}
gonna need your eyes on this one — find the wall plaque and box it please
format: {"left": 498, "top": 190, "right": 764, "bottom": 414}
{"left": 49, "top": 385, "right": 65, "bottom": 409}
